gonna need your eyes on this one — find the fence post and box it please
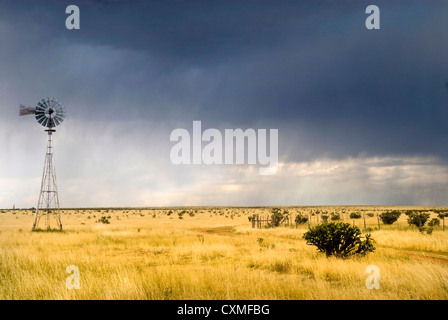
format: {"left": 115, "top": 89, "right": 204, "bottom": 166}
{"left": 252, "top": 214, "right": 256, "bottom": 228}
{"left": 363, "top": 213, "right": 366, "bottom": 229}
{"left": 376, "top": 213, "right": 381, "bottom": 230}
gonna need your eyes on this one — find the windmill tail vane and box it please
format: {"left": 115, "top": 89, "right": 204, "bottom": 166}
{"left": 19, "top": 104, "right": 36, "bottom": 116}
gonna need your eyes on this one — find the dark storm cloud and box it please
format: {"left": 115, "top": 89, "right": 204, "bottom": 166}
{"left": 2, "top": 0, "right": 448, "bottom": 161}
{"left": 2, "top": 0, "right": 448, "bottom": 207}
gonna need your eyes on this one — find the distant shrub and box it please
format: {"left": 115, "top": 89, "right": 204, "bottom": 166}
{"left": 270, "top": 208, "right": 287, "bottom": 227}
{"left": 379, "top": 210, "right": 401, "bottom": 225}
{"left": 295, "top": 213, "right": 308, "bottom": 225}
{"left": 350, "top": 212, "right": 362, "bottom": 219}
{"left": 321, "top": 214, "right": 329, "bottom": 223}
{"left": 178, "top": 210, "right": 185, "bottom": 218}
{"left": 303, "top": 222, "right": 375, "bottom": 259}
{"left": 436, "top": 211, "right": 448, "bottom": 219}
{"left": 406, "top": 211, "right": 430, "bottom": 228}
{"left": 97, "top": 216, "right": 110, "bottom": 224}
{"left": 428, "top": 218, "right": 440, "bottom": 227}
{"left": 366, "top": 213, "right": 375, "bottom": 218}
{"left": 330, "top": 213, "right": 341, "bottom": 221}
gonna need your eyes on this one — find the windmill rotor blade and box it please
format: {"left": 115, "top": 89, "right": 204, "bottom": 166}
{"left": 36, "top": 103, "right": 45, "bottom": 111}
{"left": 53, "top": 116, "right": 61, "bottom": 126}
{"left": 36, "top": 114, "right": 46, "bottom": 124}
{"left": 56, "top": 111, "right": 65, "bottom": 120}
{"left": 41, "top": 117, "right": 46, "bottom": 127}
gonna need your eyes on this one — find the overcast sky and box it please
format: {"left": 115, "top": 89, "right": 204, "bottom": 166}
{"left": 1, "top": 0, "right": 448, "bottom": 208}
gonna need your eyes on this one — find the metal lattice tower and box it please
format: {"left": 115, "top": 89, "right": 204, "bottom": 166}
{"left": 33, "top": 128, "right": 62, "bottom": 230}
{"left": 19, "top": 98, "right": 66, "bottom": 231}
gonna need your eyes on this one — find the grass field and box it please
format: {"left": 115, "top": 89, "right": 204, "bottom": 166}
{"left": 0, "top": 206, "right": 447, "bottom": 300}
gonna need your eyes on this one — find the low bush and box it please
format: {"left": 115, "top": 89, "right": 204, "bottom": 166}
{"left": 330, "top": 213, "right": 341, "bottom": 221}
{"left": 303, "top": 222, "right": 375, "bottom": 259}
{"left": 97, "top": 216, "right": 110, "bottom": 224}
{"left": 406, "top": 211, "right": 430, "bottom": 228}
{"left": 379, "top": 210, "right": 401, "bottom": 225}
{"left": 295, "top": 213, "right": 308, "bottom": 225}
{"left": 270, "top": 208, "right": 288, "bottom": 227}
{"left": 350, "top": 212, "right": 362, "bottom": 219}
{"left": 428, "top": 218, "right": 440, "bottom": 227}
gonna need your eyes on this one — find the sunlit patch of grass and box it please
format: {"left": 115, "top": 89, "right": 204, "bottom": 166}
{"left": 0, "top": 206, "right": 447, "bottom": 299}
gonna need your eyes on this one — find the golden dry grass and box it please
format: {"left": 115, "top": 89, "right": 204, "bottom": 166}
{"left": 0, "top": 206, "right": 447, "bottom": 300}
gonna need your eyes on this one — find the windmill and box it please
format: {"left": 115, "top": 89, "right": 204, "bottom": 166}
{"left": 19, "top": 98, "right": 66, "bottom": 231}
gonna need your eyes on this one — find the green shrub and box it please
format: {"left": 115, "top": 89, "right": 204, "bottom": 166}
{"left": 295, "top": 213, "right": 308, "bottom": 225}
{"left": 303, "top": 222, "right": 375, "bottom": 259}
{"left": 178, "top": 210, "right": 186, "bottom": 218}
{"left": 406, "top": 211, "right": 430, "bottom": 228}
{"left": 379, "top": 210, "right": 401, "bottom": 225}
{"left": 436, "top": 211, "right": 448, "bottom": 219}
{"left": 350, "top": 212, "right": 362, "bottom": 219}
{"left": 330, "top": 213, "right": 341, "bottom": 221}
{"left": 427, "top": 218, "right": 440, "bottom": 227}
{"left": 97, "top": 216, "right": 110, "bottom": 224}
{"left": 270, "top": 208, "right": 287, "bottom": 227}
